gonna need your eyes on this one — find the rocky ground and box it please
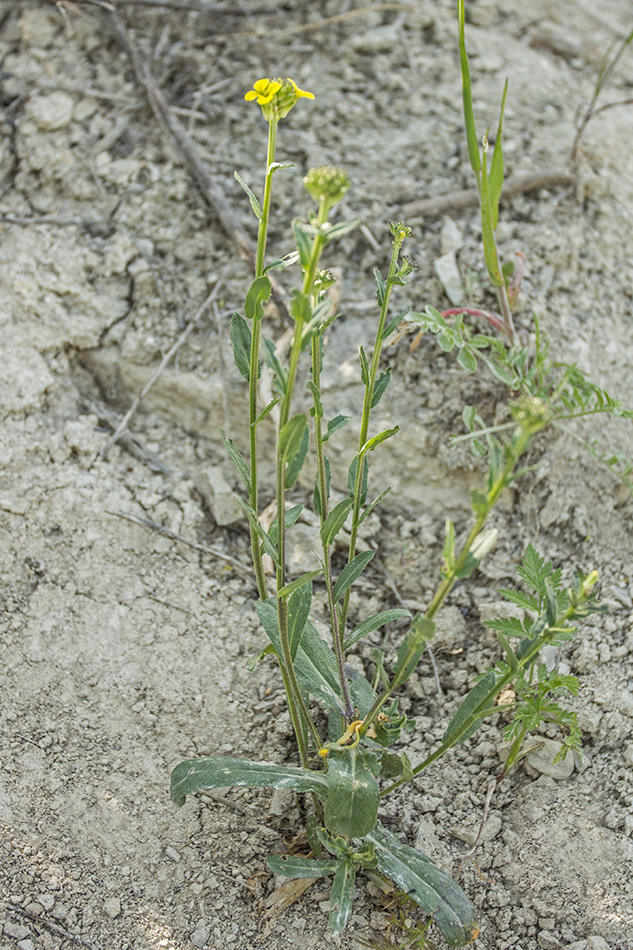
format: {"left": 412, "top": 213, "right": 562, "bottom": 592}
{"left": 1, "top": 1, "right": 633, "bottom": 948}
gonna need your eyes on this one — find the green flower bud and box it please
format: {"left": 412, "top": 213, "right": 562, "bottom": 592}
{"left": 303, "top": 165, "right": 351, "bottom": 207}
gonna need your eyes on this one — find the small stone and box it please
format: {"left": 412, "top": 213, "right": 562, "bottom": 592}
{"left": 538, "top": 933, "right": 562, "bottom": 950}
{"left": 269, "top": 788, "right": 294, "bottom": 817}
{"left": 526, "top": 738, "right": 574, "bottom": 780}
{"left": 190, "top": 923, "right": 210, "bottom": 948}
{"left": 434, "top": 251, "right": 465, "bottom": 305}
{"left": 623, "top": 742, "right": 633, "bottom": 767}
{"left": 4, "top": 922, "right": 30, "bottom": 941}
{"left": 28, "top": 92, "right": 75, "bottom": 131}
{"left": 440, "top": 217, "right": 464, "bottom": 255}
{"left": 194, "top": 468, "right": 243, "bottom": 527}
{"left": 18, "top": 941, "right": 36, "bottom": 950}
{"left": 165, "top": 847, "right": 180, "bottom": 863}
{"left": 23, "top": 903, "right": 43, "bottom": 917}
{"left": 619, "top": 690, "right": 633, "bottom": 718}
{"left": 104, "top": 897, "right": 121, "bottom": 919}
{"left": 577, "top": 708, "right": 602, "bottom": 735}
{"left": 586, "top": 938, "right": 610, "bottom": 950}
{"left": 37, "top": 893, "right": 55, "bottom": 912}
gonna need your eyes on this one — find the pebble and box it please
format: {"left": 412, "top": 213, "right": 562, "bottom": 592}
{"left": 190, "top": 923, "right": 210, "bottom": 948}
{"left": 526, "top": 738, "right": 574, "bottom": 780}
{"left": 28, "top": 92, "right": 75, "bottom": 131}
{"left": 538, "top": 933, "right": 562, "bottom": 950}
{"left": 4, "top": 922, "right": 30, "bottom": 941}
{"left": 434, "top": 251, "right": 465, "bottom": 305}
{"left": 440, "top": 217, "right": 464, "bottom": 255}
{"left": 586, "top": 938, "right": 610, "bottom": 950}
{"left": 165, "top": 846, "right": 180, "bottom": 862}
{"left": 37, "top": 893, "right": 55, "bottom": 912}
{"left": 18, "top": 941, "right": 35, "bottom": 950}
{"left": 194, "top": 468, "right": 244, "bottom": 527}
{"left": 623, "top": 742, "right": 633, "bottom": 767}
{"left": 104, "top": 897, "right": 121, "bottom": 919}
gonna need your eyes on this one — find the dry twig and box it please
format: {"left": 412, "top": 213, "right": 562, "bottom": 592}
{"left": 6, "top": 903, "right": 104, "bottom": 950}
{"left": 401, "top": 170, "right": 574, "bottom": 218}
{"left": 106, "top": 509, "right": 251, "bottom": 574}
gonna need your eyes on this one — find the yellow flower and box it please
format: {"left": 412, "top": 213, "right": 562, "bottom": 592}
{"left": 244, "top": 77, "right": 314, "bottom": 122}
{"left": 244, "top": 78, "right": 282, "bottom": 106}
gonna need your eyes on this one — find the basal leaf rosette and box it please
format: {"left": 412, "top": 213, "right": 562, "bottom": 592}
{"left": 245, "top": 77, "right": 314, "bottom": 122}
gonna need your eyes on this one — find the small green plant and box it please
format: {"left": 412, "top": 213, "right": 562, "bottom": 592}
{"left": 170, "top": 8, "right": 629, "bottom": 945}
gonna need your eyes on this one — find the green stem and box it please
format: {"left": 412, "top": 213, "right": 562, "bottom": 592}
{"left": 339, "top": 236, "right": 402, "bottom": 635}
{"left": 311, "top": 331, "right": 354, "bottom": 721}
{"left": 497, "top": 280, "right": 517, "bottom": 346}
{"left": 248, "top": 119, "right": 278, "bottom": 600}
{"left": 275, "top": 199, "right": 330, "bottom": 757}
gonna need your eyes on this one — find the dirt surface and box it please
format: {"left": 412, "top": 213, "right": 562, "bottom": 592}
{"left": 2, "top": 1, "right": 633, "bottom": 949}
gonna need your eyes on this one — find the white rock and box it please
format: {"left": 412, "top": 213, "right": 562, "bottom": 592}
{"left": 28, "top": 92, "right": 74, "bottom": 131}
{"left": 190, "top": 923, "right": 210, "bottom": 948}
{"left": 586, "top": 938, "right": 610, "bottom": 950}
{"left": 194, "top": 468, "right": 243, "bottom": 527}
{"left": 440, "top": 217, "right": 464, "bottom": 255}
{"left": 104, "top": 897, "right": 121, "bottom": 919}
{"left": 526, "top": 738, "right": 574, "bottom": 780}
{"left": 434, "top": 251, "right": 465, "bottom": 305}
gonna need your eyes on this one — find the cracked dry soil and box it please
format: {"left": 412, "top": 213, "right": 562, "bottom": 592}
{"left": 1, "top": 1, "right": 633, "bottom": 949}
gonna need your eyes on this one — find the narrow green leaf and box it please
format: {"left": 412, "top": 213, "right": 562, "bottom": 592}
{"left": 322, "top": 218, "right": 360, "bottom": 242}
{"left": 489, "top": 79, "right": 508, "bottom": 229}
{"left": 347, "top": 454, "right": 369, "bottom": 504}
{"left": 358, "top": 485, "right": 392, "bottom": 525}
{"left": 218, "top": 427, "right": 251, "bottom": 495}
{"left": 287, "top": 579, "right": 313, "bottom": 660}
{"left": 392, "top": 615, "right": 436, "bottom": 687}
{"left": 246, "top": 643, "right": 275, "bottom": 672}
{"left": 367, "top": 822, "right": 479, "bottom": 948}
{"left": 307, "top": 379, "right": 323, "bottom": 418}
{"left": 277, "top": 571, "right": 321, "bottom": 600}
{"left": 374, "top": 267, "right": 387, "bottom": 307}
{"left": 251, "top": 395, "right": 281, "bottom": 428}
{"left": 324, "top": 751, "right": 380, "bottom": 839}
{"left": 262, "top": 336, "right": 287, "bottom": 395}
{"left": 332, "top": 550, "right": 375, "bottom": 603}
{"left": 293, "top": 220, "right": 313, "bottom": 269}
{"left": 458, "top": 0, "right": 481, "bottom": 178}
{"left": 329, "top": 859, "right": 356, "bottom": 936}
{"left": 381, "top": 307, "right": 410, "bottom": 341}
{"left": 280, "top": 413, "right": 308, "bottom": 465}
{"left": 442, "top": 670, "right": 498, "bottom": 747}
{"left": 170, "top": 755, "right": 327, "bottom": 807}
{"left": 442, "top": 518, "right": 456, "bottom": 573}
{"left": 344, "top": 608, "right": 410, "bottom": 651}
{"left": 360, "top": 426, "right": 399, "bottom": 457}
{"left": 285, "top": 423, "right": 309, "bottom": 489}
{"left": 497, "top": 632, "right": 519, "bottom": 673}
{"left": 359, "top": 345, "right": 370, "bottom": 386}
{"left": 234, "top": 170, "right": 262, "bottom": 220}
{"left": 480, "top": 142, "right": 504, "bottom": 287}
{"left": 290, "top": 289, "right": 312, "bottom": 325}
{"left": 229, "top": 312, "right": 253, "bottom": 382}
{"left": 267, "top": 504, "right": 304, "bottom": 548}
{"left": 263, "top": 252, "right": 299, "bottom": 274}
{"left": 235, "top": 497, "right": 279, "bottom": 567}
{"left": 371, "top": 368, "right": 392, "bottom": 408}
{"left": 267, "top": 854, "right": 338, "bottom": 879}
{"left": 244, "top": 275, "right": 272, "bottom": 322}
{"left": 320, "top": 497, "right": 353, "bottom": 547}
{"left": 470, "top": 487, "right": 489, "bottom": 518}
{"left": 323, "top": 414, "right": 350, "bottom": 442}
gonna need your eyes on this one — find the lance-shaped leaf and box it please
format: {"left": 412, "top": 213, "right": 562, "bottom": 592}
{"left": 219, "top": 427, "right": 251, "bottom": 495}
{"left": 230, "top": 313, "right": 253, "bottom": 382}
{"left": 324, "top": 750, "right": 380, "bottom": 839}
{"left": 332, "top": 550, "right": 375, "bottom": 603}
{"left": 480, "top": 140, "right": 504, "bottom": 287}
{"left": 266, "top": 854, "right": 338, "bottom": 879}
{"left": 170, "top": 756, "right": 327, "bottom": 807}
{"left": 287, "top": 578, "right": 313, "bottom": 659}
{"left": 367, "top": 822, "right": 479, "bottom": 948}
{"left": 457, "top": 0, "right": 481, "bottom": 179}
{"left": 285, "top": 423, "right": 309, "bottom": 490}
{"left": 244, "top": 275, "right": 271, "bottom": 322}
{"left": 320, "top": 497, "right": 353, "bottom": 547}
{"left": 359, "top": 426, "right": 400, "bottom": 458}
{"left": 234, "top": 170, "right": 262, "bottom": 220}
{"left": 391, "top": 615, "right": 436, "bottom": 688}
{"left": 344, "top": 608, "right": 410, "bottom": 651}
{"left": 323, "top": 414, "right": 350, "bottom": 442}
{"left": 489, "top": 79, "right": 508, "bottom": 229}
{"left": 442, "top": 669, "right": 499, "bottom": 747}
{"left": 329, "top": 858, "right": 356, "bottom": 935}
{"left": 256, "top": 600, "right": 344, "bottom": 714}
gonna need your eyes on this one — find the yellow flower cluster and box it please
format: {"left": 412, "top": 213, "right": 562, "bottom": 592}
{"left": 244, "top": 77, "right": 314, "bottom": 122}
